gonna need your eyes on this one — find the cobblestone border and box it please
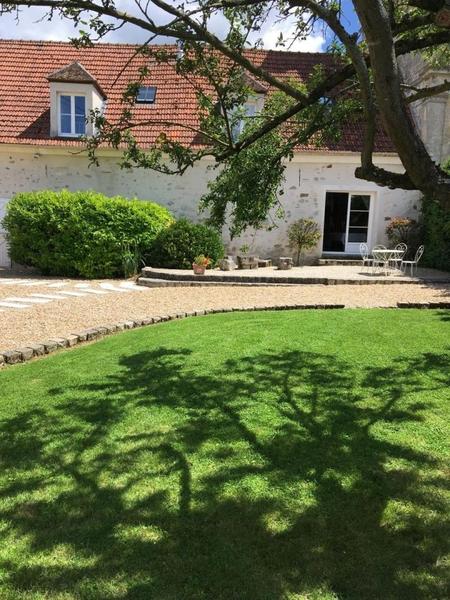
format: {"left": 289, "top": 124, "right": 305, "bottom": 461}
{"left": 0, "top": 304, "right": 345, "bottom": 367}
{"left": 397, "top": 301, "right": 450, "bottom": 309}
{"left": 1, "top": 301, "right": 448, "bottom": 368}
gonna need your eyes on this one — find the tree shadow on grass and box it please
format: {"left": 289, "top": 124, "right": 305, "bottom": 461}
{"left": 0, "top": 347, "right": 448, "bottom": 599}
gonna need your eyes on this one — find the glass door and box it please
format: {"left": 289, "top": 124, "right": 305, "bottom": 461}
{"left": 345, "top": 194, "right": 371, "bottom": 253}
{"left": 322, "top": 192, "right": 349, "bottom": 253}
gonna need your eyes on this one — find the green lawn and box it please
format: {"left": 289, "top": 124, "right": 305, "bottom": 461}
{"left": 0, "top": 310, "right": 449, "bottom": 600}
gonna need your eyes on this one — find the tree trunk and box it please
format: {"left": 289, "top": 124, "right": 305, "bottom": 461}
{"left": 353, "top": 0, "right": 450, "bottom": 208}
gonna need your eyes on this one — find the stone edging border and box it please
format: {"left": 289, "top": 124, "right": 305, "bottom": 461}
{"left": 0, "top": 302, "right": 449, "bottom": 368}
{"left": 139, "top": 267, "right": 450, "bottom": 287}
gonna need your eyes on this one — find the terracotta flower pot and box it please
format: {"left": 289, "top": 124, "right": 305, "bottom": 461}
{"left": 193, "top": 263, "right": 206, "bottom": 275}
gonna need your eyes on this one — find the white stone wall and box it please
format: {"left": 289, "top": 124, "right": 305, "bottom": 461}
{"left": 400, "top": 54, "right": 450, "bottom": 164}
{"left": 226, "top": 156, "right": 420, "bottom": 261}
{"left": 0, "top": 145, "right": 420, "bottom": 263}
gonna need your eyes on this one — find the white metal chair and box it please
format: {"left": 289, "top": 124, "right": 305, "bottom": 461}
{"left": 359, "top": 242, "right": 373, "bottom": 272}
{"left": 389, "top": 242, "right": 407, "bottom": 270}
{"left": 371, "top": 245, "right": 388, "bottom": 275}
{"left": 401, "top": 245, "right": 424, "bottom": 277}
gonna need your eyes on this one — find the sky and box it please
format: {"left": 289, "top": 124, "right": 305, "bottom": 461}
{"left": 0, "top": 1, "right": 361, "bottom": 51}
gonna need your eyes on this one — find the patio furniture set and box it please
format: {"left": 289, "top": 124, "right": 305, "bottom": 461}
{"left": 360, "top": 243, "right": 424, "bottom": 276}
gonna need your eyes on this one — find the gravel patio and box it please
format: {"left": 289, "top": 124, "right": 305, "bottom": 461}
{"left": 0, "top": 270, "right": 449, "bottom": 352}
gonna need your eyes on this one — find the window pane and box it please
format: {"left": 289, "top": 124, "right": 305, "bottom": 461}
{"left": 60, "top": 114, "right": 71, "bottom": 134}
{"left": 351, "top": 194, "right": 370, "bottom": 210}
{"left": 245, "top": 103, "right": 256, "bottom": 117}
{"left": 137, "top": 86, "right": 156, "bottom": 103}
{"left": 60, "top": 95, "right": 71, "bottom": 115}
{"left": 75, "top": 96, "right": 85, "bottom": 116}
{"left": 348, "top": 227, "right": 368, "bottom": 243}
{"left": 75, "top": 115, "right": 86, "bottom": 135}
{"left": 349, "top": 212, "right": 369, "bottom": 227}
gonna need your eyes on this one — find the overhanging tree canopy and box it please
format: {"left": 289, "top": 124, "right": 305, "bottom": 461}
{"left": 1, "top": 0, "right": 449, "bottom": 233}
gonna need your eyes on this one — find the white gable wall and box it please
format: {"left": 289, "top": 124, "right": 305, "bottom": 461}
{"left": 0, "top": 145, "right": 420, "bottom": 263}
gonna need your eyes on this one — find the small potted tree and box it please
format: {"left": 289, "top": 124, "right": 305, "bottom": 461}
{"left": 287, "top": 218, "right": 321, "bottom": 266}
{"left": 192, "top": 254, "right": 211, "bottom": 275}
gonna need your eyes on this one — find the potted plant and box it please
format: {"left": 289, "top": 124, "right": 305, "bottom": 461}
{"left": 192, "top": 254, "right": 211, "bottom": 275}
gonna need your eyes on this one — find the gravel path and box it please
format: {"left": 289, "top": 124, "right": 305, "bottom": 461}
{"left": 0, "top": 276, "right": 449, "bottom": 351}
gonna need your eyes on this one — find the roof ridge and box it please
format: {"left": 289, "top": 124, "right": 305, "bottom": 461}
{"left": 0, "top": 39, "right": 178, "bottom": 48}
{"left": 0, "top": 38, "right": 331, "bottom": 56}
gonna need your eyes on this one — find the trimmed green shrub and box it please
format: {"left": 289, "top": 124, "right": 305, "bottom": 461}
{"left": 148, "top": 218, "right": 224, "bottom": 269}
{"left": 2, "top": 190, "right": 173, "bottom": 278}
{"left": 421, "top": 197, "right": 450, "bottom": 271}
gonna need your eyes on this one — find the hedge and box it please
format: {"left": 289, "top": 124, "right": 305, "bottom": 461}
{"left": 148, "top": 218, "right": 224, "bottom": 269}
{"left": 421, "top": 197, "right": 450, "bottom": 272}
{"left": 2, "top": 190, "right": 173, "bottom": 278}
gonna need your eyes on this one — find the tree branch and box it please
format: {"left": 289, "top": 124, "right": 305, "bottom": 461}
{"left": 355, "top": 165, "right": 416, "bottom": 190}
{"left": 290, "top": 0, "right": 376, "bottom": 170}
{"left": 406, "top": 79, "right": 450, "bottom": 102}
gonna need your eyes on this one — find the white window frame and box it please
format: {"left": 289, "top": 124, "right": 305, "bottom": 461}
{"left": 58, "top": 93, "right": 87, "bottom": 137}
{"left": 321, "top": 189, "right": 376, "bottom": 254}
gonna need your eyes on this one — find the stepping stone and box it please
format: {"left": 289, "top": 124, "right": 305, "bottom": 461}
{"left": 30, "top": 293, "right": 64, "bottom": 300}
{"left": 55, "top": 290, "right": 88, "bottom": 297}
{"left": 18, "top": 280, "right": 53, "bottom": 287}
{"left": 120, "top": 282, "right": 147, "bottom": 291}
{"left": 5, "top": 296, "right": 52, "bottom": 304}
{"left": 99, "top": 283, "right": 131, "bottom": 292}
{"left": 78, "top": 288, "right": 109, "bottom": 295}
{"left": 0, "top": 301, "right": 30, "bottom": 309}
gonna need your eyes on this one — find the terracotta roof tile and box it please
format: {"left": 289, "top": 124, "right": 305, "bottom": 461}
{"left": 0, "top": 39, "right": 395, "bottom": 153}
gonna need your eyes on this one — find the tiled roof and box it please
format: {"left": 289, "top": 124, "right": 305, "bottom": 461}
{"left": 0, "top": 39, "right": 395, "bottom": 153}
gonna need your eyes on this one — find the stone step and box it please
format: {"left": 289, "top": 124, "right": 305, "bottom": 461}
{"left": 318, "top": 259, "right": 362, "bottom": 266}
{"left": 137, "top": 277, "right": 270, "bottom": 288}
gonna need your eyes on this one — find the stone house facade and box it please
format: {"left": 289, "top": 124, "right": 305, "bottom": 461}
{"left": 0, "top": 40, "right": 444, "bottom": 267}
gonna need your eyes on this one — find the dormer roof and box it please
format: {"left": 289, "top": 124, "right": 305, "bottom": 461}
{"left": 47, "top": 61, "right": 106, "bottom": 98}
{"left": 243, "top": 73, "right": 268, "bottom": 94}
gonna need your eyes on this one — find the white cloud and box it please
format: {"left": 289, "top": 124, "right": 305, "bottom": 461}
{"left": 256, "top": 18, "right": 325, "bottom": 52}
{"left": 0, "top": 2, "right": 325, "bottom": 53}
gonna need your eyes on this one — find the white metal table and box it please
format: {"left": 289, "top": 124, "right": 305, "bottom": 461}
{"left": 372, "top": 249, "right": 404, "bottom": 276}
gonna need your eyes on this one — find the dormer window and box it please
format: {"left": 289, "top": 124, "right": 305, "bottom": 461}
{"left": 136, "top": 86, "right": 157, "bottom": 104}
{"left": 47, "top": 61, "right": 106, "bottom": 139}
{"left": 230, "top": 73, "right": 267, "bottom": 140}
{"left": 232, "top": 102, "right": 258, "bottom": 140}
{"left": 59, "top": 94, "right": 86, "bottom": 136}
